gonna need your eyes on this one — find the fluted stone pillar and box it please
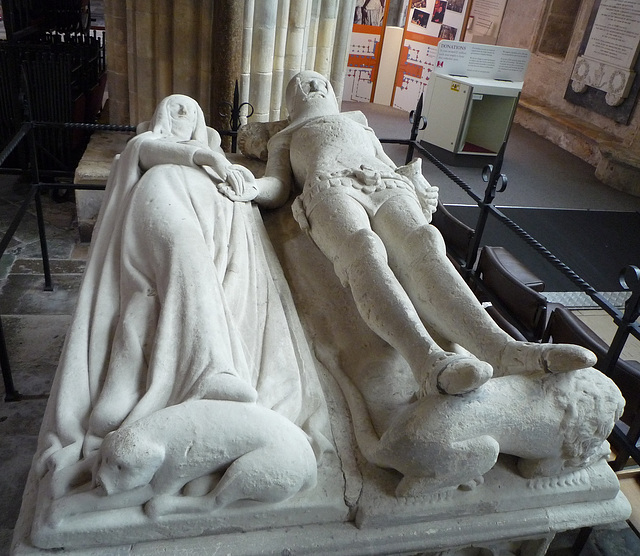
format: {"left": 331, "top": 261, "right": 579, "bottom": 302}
{"left": 104, "top": 0, "right": 218, "bottom": 124}
{"left": 210, "top": 0, "right": 245, "bottom": 140}
{"left": 104, "top": 0, "right": 355, "bottom": 126}
{"left": 245, "top": 0, "right": 278, "bottom": 122}
{"left": 104, "top": 0, "right": 128, "bottom": 124}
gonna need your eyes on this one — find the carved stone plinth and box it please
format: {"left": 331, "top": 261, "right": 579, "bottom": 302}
{"left": 74, "top": 131, "right": 132, "bottom": 242}
{"left": 571, "top": 56, "right": 636, "bottom": 107}
{"left": 11, "top": 460, "right": 630, "bottom": 555}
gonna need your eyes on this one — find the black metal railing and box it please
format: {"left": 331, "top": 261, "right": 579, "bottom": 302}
{"left": 0, "top": 32, "right": 107, "bottom": 175}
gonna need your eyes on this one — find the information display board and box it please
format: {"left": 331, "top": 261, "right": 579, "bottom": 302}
{"left": 392, "top": 0, "right": 471, "bottom": 112}
{"left": 343, "top": 2, "right": 391, "bottom": 103}
{"left": 434, "top": 40, "right": 529, "bottom": 81}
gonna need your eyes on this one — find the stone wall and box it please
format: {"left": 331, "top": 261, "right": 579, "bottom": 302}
{"left": 497, "top": 0, "right": 640, "bottom": 196}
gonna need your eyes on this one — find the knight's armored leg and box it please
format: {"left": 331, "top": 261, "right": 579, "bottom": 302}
{"left": 306, "top": 195, "right": 491, "bottom": 396}
{"left": 373, "top": 196, "right": 595, "bottom": 376}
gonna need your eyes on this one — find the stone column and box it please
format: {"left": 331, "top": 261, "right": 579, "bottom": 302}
{"left": 104, "top": 0, "right": 217, "bottom": 125}
{"left": 104, "top": 0, "right": 129, "bottom": 124}
{"left": 210, "top": 1, "right": 245, "bottom": 136}
{"left": 246, "top": 0, "right": 279, "bottom": 121}
{"left": 329, "top": 0, "right": 354, "bottom": 102}
{"left": 314, "top": 0, "right": 338, "bottom": 76}
{"left": 241, "top": 0, "right": 356, "bottom": 122}
{"left": 104, "top": 0, "right": 355, "bottom": 126}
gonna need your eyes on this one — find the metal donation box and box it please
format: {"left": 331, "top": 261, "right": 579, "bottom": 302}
{"left": 419, "top": 41, "right": 530, "bottom": 158}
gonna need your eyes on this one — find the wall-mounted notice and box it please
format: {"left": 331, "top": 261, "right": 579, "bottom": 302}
{"left": 583, "top": 0, "right": 640, "bottom": 68}
{"left": 467, "top": 0, "right": 508, "bottom": 45}
{"left": 392, "top": 0, "right": 471, "bottom": 111}
{"left": 435, "top": 41, "right": 530, "bottom": 81}
{"left": 344, "top": 32, "right": 384, "bottom": 102}
{"left": 569, "top": 0, "right": 640, "bottom": 107}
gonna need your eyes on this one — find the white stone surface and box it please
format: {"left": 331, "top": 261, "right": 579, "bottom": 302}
{"left": 74, "top": 131, "right": 133, "bottom": 238}
{"left": 263, "top": 71, "right": 600, "bottom": 403}
{"left": 12, "top": 87, "right": 632, "bottom": 555}
{"left": 16, "top": 95, "right": 334, "bottom": 552}
{"left": 12, "top": 197, "right": 632, "bottom": 553}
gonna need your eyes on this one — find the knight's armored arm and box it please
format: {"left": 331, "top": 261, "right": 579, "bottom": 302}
{"left": 254, "top": 132, "right": 293, "bottom": 209}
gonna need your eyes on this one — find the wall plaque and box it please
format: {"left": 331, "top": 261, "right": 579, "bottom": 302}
{"left": 565, "top": 0, "right": 640, "bottom": 123}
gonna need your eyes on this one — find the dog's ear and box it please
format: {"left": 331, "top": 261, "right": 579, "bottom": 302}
{"left": 129, "top": 441, "right": 165, "bottom": 471}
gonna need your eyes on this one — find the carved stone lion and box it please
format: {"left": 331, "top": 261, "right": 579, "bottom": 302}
{"left": 364, "top": 368, "right": 624, "bottom": 496}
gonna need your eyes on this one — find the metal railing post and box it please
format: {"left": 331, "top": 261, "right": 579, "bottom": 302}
{"left": 602, "top": 266, "right": 640, "bottom": 379}
{"left": 608, "top": 268, "right": 640, "bottom": 471}
{"left": 464, "top": 141, "right": 508, "bottom": 273}
{"left": 218, "top": 80, "right": 254, "bottom": 153}
{"left": 406, "top": 93, "right": 426, "bottom": 165}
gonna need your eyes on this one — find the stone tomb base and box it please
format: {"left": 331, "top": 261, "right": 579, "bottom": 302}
{"left": 10, "top": 435, "right": 632, "bottom": 554}
{"left": 12, "top": 198, "right": 631, "bottom": 555}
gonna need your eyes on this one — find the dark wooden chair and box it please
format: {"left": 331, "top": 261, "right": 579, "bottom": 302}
{"left": 431, "top": 201, "right": 475, "bottom": 271}
{"left": 473, "top": 245, "right": 549, "bottom": 342}
{"left": 543, "top": 305, "right": 640, "bottom": 554}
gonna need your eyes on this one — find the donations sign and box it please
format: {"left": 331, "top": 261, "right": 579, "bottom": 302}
{"left": 434, "top": 41, "right": 529, "bottom": 81}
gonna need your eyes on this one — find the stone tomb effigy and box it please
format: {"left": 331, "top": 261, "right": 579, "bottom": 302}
{"left": 12, "top": 82, "right": 630, "bottom": 555}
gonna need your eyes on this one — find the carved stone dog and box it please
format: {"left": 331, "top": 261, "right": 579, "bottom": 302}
{"left": 93, "top": 399, "right": 318, "bottom": 516}
{"left": 367, "top": 368, "right": 624, "bottom": 496}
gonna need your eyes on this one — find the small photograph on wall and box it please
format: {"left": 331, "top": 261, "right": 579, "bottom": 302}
{"left": 432, "top": 0, "right": 447, "bottom": 24}
{"left": 355, "top": 0, "right": 386, "bottom": 27}
{"left": 411, "top": 9, "right": 431, "bottom": 28}
{"left": 447, "top": 0, "right": 465, "bottom": 13}
{"left": 438, "top": 24, "right": 457, "bottom": 40}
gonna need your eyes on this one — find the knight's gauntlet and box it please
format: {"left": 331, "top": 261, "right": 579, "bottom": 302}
{"left": 395, "top": 158, "right": 439, "bottom": 222}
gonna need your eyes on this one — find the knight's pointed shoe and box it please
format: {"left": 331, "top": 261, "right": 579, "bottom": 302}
{"left": 498, "top": 341, "right": 597, "bottom": 375}
{"left": 419, "top": 351, "right": 493, "bottom": 398}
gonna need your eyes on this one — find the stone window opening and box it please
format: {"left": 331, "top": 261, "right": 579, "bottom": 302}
{"left": 536, "top": 0, "right": 583, "bottom": 59}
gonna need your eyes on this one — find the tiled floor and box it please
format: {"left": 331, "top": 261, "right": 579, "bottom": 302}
{"left": 574, "top": 309, "right": 640, "bottom": 362}
{"left": 0, "top": 175, "right": 83, "bottom": 553}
